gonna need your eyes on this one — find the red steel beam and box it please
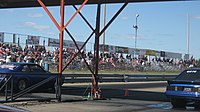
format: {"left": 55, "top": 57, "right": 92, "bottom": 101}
{"left": 57, "top": 0, "right": 65, "bottom": 101}
{"left": 35, "top": 0, "right": 130, "bottom": 101}
{"left": 62, "top": 0, "right": 88, "bottom": 31}
{"left": 37, "top": 0, "right": 88, "bottom": 74}
{"left": 38, "top": 0, "right": 65, "bottom": 102}
{"left": 37, "top": 0, "right": 60, "bottom": 31}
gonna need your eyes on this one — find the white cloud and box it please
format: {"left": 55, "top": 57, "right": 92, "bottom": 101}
{"left": 109, "top": 33, "right": 144, "bottom": 40}
{"left": 194, "top": 16, "right": 200, "bottom": 20}
{"left": 28, "top": 13, "right": 43, "bottom": 18}
{"left": 157, "top": 33, "right": 176, "bottom": 38}
{"left": 108, "top": 34, "right": 145, "bottom": 40}
{"left": 47, "top": 32, "right": 56, "bottom": 36}
{"left": 23, "top": 22, "right": 36, "bottom": 26}
{"left": 110, "top": 33, "right": 131, "bottom": 38}
{"left": 23, "top": 22, "right": 50, "bottom": 31}
{"left": 121, "top": 16, "right": 128, "bottom": 20}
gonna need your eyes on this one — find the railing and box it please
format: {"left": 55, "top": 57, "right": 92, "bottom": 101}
{"left": 0, "top": 73, "right": 59, "bottom": 102}
{"left": 63, "top": 74, "right": 177, "bottom": 83}
{"left": 0, "top": 73, "right": 177, "bottom": 102}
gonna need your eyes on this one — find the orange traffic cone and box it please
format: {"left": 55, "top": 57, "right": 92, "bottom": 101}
{"left": 124, "top": 88, "right": 129, "bottom": 97}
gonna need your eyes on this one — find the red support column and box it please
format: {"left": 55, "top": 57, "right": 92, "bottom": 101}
{"left": 56, "top": 0, "right": 65, "bottom": 102}
{"left": 59, "top": 0, "right": 65, "bottom": 73}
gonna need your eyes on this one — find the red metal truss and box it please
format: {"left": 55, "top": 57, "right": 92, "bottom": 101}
{"left": 37, "top": 0, "right": 88, "bottom": 73}
{"left": 36, "top": 0, "right": 128, "bottom": 100}
{"left": 62, "top": 0, "right": 88, "bottom": 31}
{"left": 37, "top": 0, "right": 60, "bottom": 31}
{"left": 37, "top": 0, "right": 88, "bottom": 101}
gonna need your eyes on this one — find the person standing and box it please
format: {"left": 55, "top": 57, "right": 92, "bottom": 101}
{"left": 5, "top": 52, "right": 11, "bottom": 63}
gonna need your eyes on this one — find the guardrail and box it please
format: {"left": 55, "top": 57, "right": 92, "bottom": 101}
{"left": 63, "top": 74, "right": 178, "bottom": 83}
{"left": 0, "top": 72, "right": 177, "bottom": 84}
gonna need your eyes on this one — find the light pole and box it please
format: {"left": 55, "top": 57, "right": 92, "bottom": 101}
{"left": 133, "top": 14, "right": 139, "bottom": 58}
{"left": 102, "top": 4, "right": 106, "bottom": 59}
{"left": 187, "top": 14, "right": 190, "bottom": 59}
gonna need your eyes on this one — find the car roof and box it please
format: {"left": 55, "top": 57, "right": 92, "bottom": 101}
{"left": 5, "top": 62, "right": 36, "bottom": 66}
{"left": 185, "top": 68, "right": 200, "bottom": 71}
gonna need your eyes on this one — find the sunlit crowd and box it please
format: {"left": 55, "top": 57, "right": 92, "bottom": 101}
{"left": 0, "top": 43, "right": 196, "bottom": 71}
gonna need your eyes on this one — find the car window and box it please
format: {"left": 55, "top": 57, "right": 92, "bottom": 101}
{"left": 0, "top": 64, "right": 18, "bottom": 70}
{"left": 21, "top": 65, "right": 30, "bottom": 72}
{"left": 29, "top": 65, "right": 45, "bottom": 73}
{"left": 175, "top": 70, "right": 200, "bottom": 81}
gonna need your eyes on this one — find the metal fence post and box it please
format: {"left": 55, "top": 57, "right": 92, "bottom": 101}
{"left": 56, "top": 75, "right": 61, "bottom": 102}
{"left": 5, "top": 79, "right": 8, "bottom": 101}
{"left": 11, "top": 75, "right": 14, "bottom": 101}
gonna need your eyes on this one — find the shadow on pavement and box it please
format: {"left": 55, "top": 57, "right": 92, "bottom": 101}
{"left": 61, "top": 86, "right": 169, "bottom": 102}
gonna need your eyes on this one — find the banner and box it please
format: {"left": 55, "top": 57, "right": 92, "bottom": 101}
{"left": 99, "top": 44, "right": 116, "bottom": 53}
{"left": 146, "top": 50, "right": 156, "bottom": 56}
{"left": 0, "top": 32, "right": 4, "bottom": 42}
{"left": 139, "top": 49, "right": 146, "bottom": 56}
{"left": 135, "top": 49, "right": 140, "bottom": 55}
{"left": 27, "top": 35, "right": 40, "bottom": 45}
{"left": 160, "top": 51, "right": 165, "bottom": 57}
{"left": 129, "top": 48, "right": 145, "bottom": 56}
{"left": 48, "top": 38, "right": 59, "bottom": 47}
{"left": 65, "top": 40, "right": 86, "bottom": 51}
{"left": 48, "top": 38, "right": 86, "bottom": 51}
{"left": 109, "top": 45, "right": 115, "bottom": 53}
{"left": 184, "top": 54, "right": 189, "bottom": 60}
{"left": 115, "top": 46, "right": 128, "bottom": 53}
{"left": 99, "top": 44, "right": 109, "bottom": 52}
{"left": 166, "top": 52, "right": 182, "bottom": 59}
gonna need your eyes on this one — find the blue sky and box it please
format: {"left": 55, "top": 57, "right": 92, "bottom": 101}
{"left": 0, "top": 1, "right": 199, "bottom": 58}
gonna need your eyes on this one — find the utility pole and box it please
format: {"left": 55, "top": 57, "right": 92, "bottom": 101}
{"left": 187, "top": 14, "right": 190, "bottom": 59}
{"left": 102, "top": 4, "right": 106, "bottom": 59}
{"left": 133, "top": 14, "right": 139, "bottom": 58}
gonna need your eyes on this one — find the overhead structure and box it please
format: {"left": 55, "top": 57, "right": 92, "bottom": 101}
{"left": 0, "top": 0, "right": 184, "bottom": 101}
{"left": 0, "top": 0, "right": 182, "bottom": 8}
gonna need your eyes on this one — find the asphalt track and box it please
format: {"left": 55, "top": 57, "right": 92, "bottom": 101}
{"left": 2, "top": 81, "right": 200, "bottom": 112}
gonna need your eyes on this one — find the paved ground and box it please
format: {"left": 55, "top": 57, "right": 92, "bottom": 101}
{"left": 5, "top": 98, "right": 171, "bottom": 112}
{"left": 1, "top": 82, "right": 200, "bottom": 112}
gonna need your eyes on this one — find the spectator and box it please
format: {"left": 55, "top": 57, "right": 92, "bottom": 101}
{"left": 5, "top": 52, "right": 11, "bottom": 63}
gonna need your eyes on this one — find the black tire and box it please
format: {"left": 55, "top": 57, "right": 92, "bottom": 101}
{"left": 171, "top": 99, "right": 186, "bottom": 108}
{"left": 17, "top": 79, "right": 28, "bottom": 91}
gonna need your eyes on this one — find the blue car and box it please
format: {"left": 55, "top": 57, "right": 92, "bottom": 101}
{"left": 165, "top": 68, "right": 200, "bottom": 108}
{"left": 0, "top": 62, "right": 63, "bottom": 92}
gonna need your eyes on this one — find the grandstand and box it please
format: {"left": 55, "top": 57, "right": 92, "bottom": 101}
{"left": 0, "top": 32, "right": 195, "bottom": 72}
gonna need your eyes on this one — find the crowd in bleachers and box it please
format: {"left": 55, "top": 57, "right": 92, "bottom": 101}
{"left": 0, "top": 43, "right": 196, "bottom": 72}
{"left": 98, "top": 52, "right": 196, "bottom": 71}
